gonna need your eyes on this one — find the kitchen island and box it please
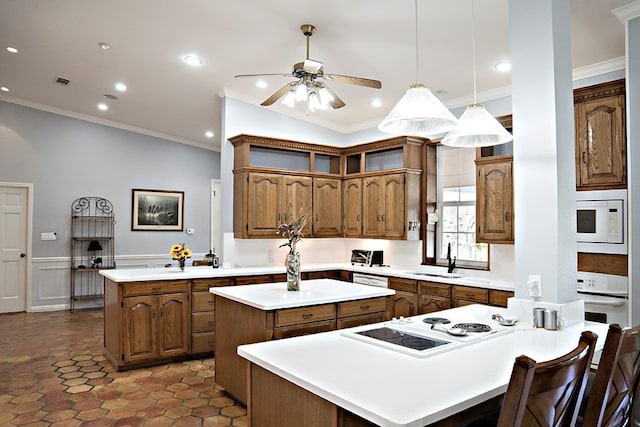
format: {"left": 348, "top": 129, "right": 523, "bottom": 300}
{"left": 238, "top": 304, "right": 609, "bottom": 427}
{"left": 210, "top": 279, "right": 395, "bottom": 403}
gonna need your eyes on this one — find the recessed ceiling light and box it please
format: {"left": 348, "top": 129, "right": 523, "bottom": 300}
{"left": 370, "top": 98, "right": 382, "bottom": 108}
{"left": 183, "top": 55, "right": 203, "bottom": 66}
{"left": 97, "top": 103, "right": 108, "bottom": 111}
{"left": 98, "top": 42, "right": 111, "bottom": 51}
{"left": 494, "top": 61, "right": 512, "bottom": 72}
{"left": 6, "top": 47, "right": 18, "bottom": 53}
{"left": 115, "top": 82, "right": 127, "bottom": 92}
{"left": 1, "top": 86, "right": 9, "bottom": 92}
{"left": 205, "top": 131, "right": 214, "bottom": 138}
{"left": 256, "top": 80, "right": 268, "bottom": 89}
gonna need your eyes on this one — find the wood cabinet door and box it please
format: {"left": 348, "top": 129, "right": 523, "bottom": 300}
{"left": 342, "top": 178, "right": 362, "bottom": 237}
{"left": 157, "top": 293, "right": 190, "bottom": 359}
{"left": 383, "top": 173, "right": 405, "bottom": 238}
{"left": 389, "top": 291, "right": 418, "bottom": 318}
{"left": 575, "top": 95, "right": 626, "bottom": 189}
{"left": 123, "top": 295, "right": 157, "bottom": 364}
{"left": 247, "top": 173, "right": 281, "bottom": 237}
{"left": 418, "top": 295, "right": 451, "bottom": 314}
{"left": 362, "top": 176, "right": 383, "bottom": 237}
{"left": 476, "top": 158, "right": 513, "bottom": 243}
{"left": 282, "top": 175, "right": 313, "bottom": 235}
{"left": 313, "top": 177, "right": 342, "bottom": 237}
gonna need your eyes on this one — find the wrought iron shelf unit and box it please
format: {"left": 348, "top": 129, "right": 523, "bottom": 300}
{"left": 70, "top": 197, "right": 115, "bottom": 310}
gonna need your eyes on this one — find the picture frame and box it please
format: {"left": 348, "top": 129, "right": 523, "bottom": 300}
{"left": 131, "top": 189, "right": 184, "bottom": 231}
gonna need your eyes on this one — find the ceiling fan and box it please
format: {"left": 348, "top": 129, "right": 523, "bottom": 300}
{"left": 235, "top": 24, "right": 382, "bottom": 110}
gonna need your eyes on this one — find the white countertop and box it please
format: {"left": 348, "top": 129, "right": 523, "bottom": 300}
{"left": 99, "top": 264, "right": 513, "bottom": 292}
{"left": 209, "top": 279, "right": 395, "bottom": 310}
{"left": 237, "top": 304, "right": 609, "bottom": 427}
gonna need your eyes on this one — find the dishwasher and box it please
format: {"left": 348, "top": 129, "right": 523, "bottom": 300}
{"left": 352, "top": 272, "right": 389, "bottom": 288}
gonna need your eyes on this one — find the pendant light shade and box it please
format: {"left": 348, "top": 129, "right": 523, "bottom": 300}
{"left": 441, "top": 103, "right": 513, "bottom": 147}
{"left": 378, "top": 83, "right": 459, "bottom": 137}
{"left": 442, "top": 0, "right": 512, "bottom": 147}
{"left": 378, "top": 0, "right": 458, "bottom": 138}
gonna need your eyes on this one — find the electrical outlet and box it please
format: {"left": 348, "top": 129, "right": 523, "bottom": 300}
{"left": 186, "top": 228, "right": 195, "bottom": 235}
{"left": 528, "top": 275, "right": 542, "bottom": 297}
{"left": 40, "top": 232, "right": 56, "bottom": 241}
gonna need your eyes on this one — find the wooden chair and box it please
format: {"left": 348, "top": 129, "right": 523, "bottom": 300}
{"left": 580, "top": 323, "right": 640, "bottom": 427}
{"left": 495, "top": 330, "right": 598, "bottom": 427}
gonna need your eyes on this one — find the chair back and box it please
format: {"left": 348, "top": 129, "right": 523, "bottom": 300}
{"left": 497, "top": 330, "right": 598, "bottom": 427}
{"left": 581, "top": 323, "right": 640, "bottom": 427}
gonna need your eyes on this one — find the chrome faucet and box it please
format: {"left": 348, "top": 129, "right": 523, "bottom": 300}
{"left": 446, "top": 243, "right": 456, "bottom": 273}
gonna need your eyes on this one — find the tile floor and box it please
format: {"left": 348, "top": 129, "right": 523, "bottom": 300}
{"left": 0, "top": 309, "right": 247, "bottom": 426}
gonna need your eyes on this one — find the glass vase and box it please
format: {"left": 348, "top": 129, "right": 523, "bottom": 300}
{"left": 178, "top": 259, "right": 186, "bottom": 271}
{"left": 286, "top": 252, "right": 301, "bottom": 291}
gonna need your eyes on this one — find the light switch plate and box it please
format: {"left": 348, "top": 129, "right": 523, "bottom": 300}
{"left": 528, "top": 275, "right": 542, "bottom": 297}
{"left": 186, "top": 228, "right": 195, "bottom": 235}
{"left": 41, "top": 232, "right": 57, "bottom": 241}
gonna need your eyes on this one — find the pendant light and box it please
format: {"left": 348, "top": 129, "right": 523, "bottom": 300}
{"left": 441, "top": 0, "right": 512, "bottom": 147}
{"left": 378, "top": 0, "right": 458, "bottom": 137}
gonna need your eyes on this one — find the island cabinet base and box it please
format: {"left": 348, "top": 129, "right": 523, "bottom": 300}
{"left": 214, "top": 291, "right": 391, "bottom": 404}
{"left": 248, "top": 363, "right": 503, "bottom": 427}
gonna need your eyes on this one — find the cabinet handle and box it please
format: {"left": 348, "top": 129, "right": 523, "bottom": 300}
{"left": 505, "top": 212, "right": 510, "bottom": 222}
{"left": 152, "top": 287, "right": 161, "bottom": 291}
{"left": 301, "top": 313, "right": 313, "bottom": 319}
{"left": 315, "top": 214, "right": 319, "bottom": 223}
{"left": 277, "top": 213, "right": 281, "bottom": 221}
{"left": 382, "top": 214, "right": 385, "bottom": 222}
{"left": 208, "top": 340, "right": 215, "bottom": 345}
{"left": 151, "top": 309, "right": 155, "bottom": 319}
{"left": 582, "top": 151, "right": 587, "bottom": 164}
{"left": 360, "top": 305, "right": 370, "bottom": 310}
{"left": 208, "top": 299, "right": 215, "bottom": 305}
{"left": 377, "top": 214, "right": 381, "bottom": 222}
{"left": 356, "top": 214, "right": 360, "bottom": 222}
{"left": 283, "top": 213, "right": 287, "bottom": 221}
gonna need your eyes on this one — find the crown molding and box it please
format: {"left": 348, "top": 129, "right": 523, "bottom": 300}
{"left": 613, "top": 1, "right": 640, "bottom": 23}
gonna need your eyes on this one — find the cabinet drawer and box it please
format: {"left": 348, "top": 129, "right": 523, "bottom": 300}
{"left": 273, "top": 319, "right": 336, "bottom": 340}
{"left": 490, "top": 290, "right": 514, "bottom": 308}
{"left": 192, "top": 291, "right": 215, "bottom": 312}
{"left": 235, "top": 274, "right": 286, "bottom": 286}
{"left": 454, "top": 286, "right": 489, "bottom": 303}
{"left": 275, "top": 304, "right": 336, "bottom": 327}
{"left": 122, "top": 280, "right": 189, "bottom": 297}
{"left": 338, "top": 298, "right": 387, "bottom": 318}
{"left": 191, "top": 332, "right": 215, "bottom": 354}
{"left": 419, "top": 281, "right": 451, "bottom": 298}
{"left": 337, "top": 312, "right": 386, "bottom": 329}
{"left": 389, "top": 278, "right": 418, "bottom": 293}
{"left": 192, "top": 278, "right": 233, "bottom": 291}
{"left": 192, "top": 312, "right": 215, "bottom": 333}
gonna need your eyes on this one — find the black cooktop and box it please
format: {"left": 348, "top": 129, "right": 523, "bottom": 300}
{"left": 356, "top": 327, "right": 451, "bottom": 351}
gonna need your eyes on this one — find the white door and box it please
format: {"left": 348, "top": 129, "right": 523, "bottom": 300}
{"left": 0, "top": 185, "right": 28, "bottom": 313}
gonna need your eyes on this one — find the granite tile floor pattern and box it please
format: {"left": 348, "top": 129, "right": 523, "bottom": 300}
{"left": 0, "top": 310, "right": 247, "bottom": 426}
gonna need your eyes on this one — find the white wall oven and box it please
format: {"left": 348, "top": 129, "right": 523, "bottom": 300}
{"left": 576, "top": 189, "right": 627, "bottom": 254}
{"left": 577, "top": 271, "right": 629, "bottom": 326}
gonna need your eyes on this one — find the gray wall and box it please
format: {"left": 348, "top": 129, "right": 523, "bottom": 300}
{"left": 0, "top": 101, "right": 221, "bottom": 258}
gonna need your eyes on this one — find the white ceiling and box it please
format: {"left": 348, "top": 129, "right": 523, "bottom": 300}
{"left": 0, "top": 0, "right": 633, "bottom": 151}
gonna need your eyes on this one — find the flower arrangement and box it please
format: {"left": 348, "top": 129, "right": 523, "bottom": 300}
{"left": 170, "top": 243, "right": 192, "bottom": 270}
{"left": 277, "top": 214, "right": 308, "bottom": 255}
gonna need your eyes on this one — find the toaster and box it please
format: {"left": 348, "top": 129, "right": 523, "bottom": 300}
{"left": 351, "top": 249, "right": 384, "bottom": 267}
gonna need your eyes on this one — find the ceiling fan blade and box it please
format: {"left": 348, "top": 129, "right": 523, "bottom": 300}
{"left": 234, "top": 73, "right": 290, "bottom": 78}
{"left": 324, "top": 74, "right": 382, "bottom": 89}
{"left": 320, "top": 85, "right": 346, "bottom": 109}
{"left": 260, "top": 82, "right": 296, "bottom": 106}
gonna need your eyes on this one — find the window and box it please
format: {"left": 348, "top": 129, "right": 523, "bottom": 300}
{"left": 436, "top": 146, "right": 488, "bottom": 269}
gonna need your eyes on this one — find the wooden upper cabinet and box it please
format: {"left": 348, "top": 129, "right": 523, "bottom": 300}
{"left": 362, "top": 176, "right": 383, "bottom": 238}
{"left": 247, "top": 173, "right": 281, "bottom": 237}
{"left": 313, "top": 177, "right": 342, "bottom": 237}
{"left": 574, "top": 79, "right": 626, "bottom": 190}
{"left": 343, "top": 178, "right": 362, "bottom": 237}
{"left": 282, "top": 175, "right": 313, "bottom": 234}
{"left": 476, "top": 157, "right": 514, "bottom": 244}
{"left": 383, "top": 173, "right": 406, "bottom": 238}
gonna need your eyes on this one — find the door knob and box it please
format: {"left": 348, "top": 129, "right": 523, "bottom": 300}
{"left": 20, "top": 253, "right": 26, "bottom": 258}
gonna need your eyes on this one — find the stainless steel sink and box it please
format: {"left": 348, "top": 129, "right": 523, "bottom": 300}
{"left": 405, "top": 272, "right": 464, "bottom": 279}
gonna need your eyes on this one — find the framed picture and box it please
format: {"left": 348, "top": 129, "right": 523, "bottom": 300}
{"left": 131, "top": 189, "right": 184, "bottom": 231}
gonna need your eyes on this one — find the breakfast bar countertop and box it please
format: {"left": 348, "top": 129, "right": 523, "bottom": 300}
{"left": 209, "top": 278, "right": 396, "bottom": 310}
{"left": 238, "top": 304, "right": 610, "bottom": 427}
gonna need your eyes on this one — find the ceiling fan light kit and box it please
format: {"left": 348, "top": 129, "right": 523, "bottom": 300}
{"left": 235, "top": 24, "right": 381, "bottom": 113}
{"left": 441, "top": 103, "right": 513, "bottom": 147}
{"left": 378, "top": 83, "right": 458, "bottom": 137}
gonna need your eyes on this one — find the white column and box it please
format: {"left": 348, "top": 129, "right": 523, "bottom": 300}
{"left": 614, "top": 1, "right": 640, "bottom": 325}
{"left": 508, "top": 0, "right": 577, "bottom": 304}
